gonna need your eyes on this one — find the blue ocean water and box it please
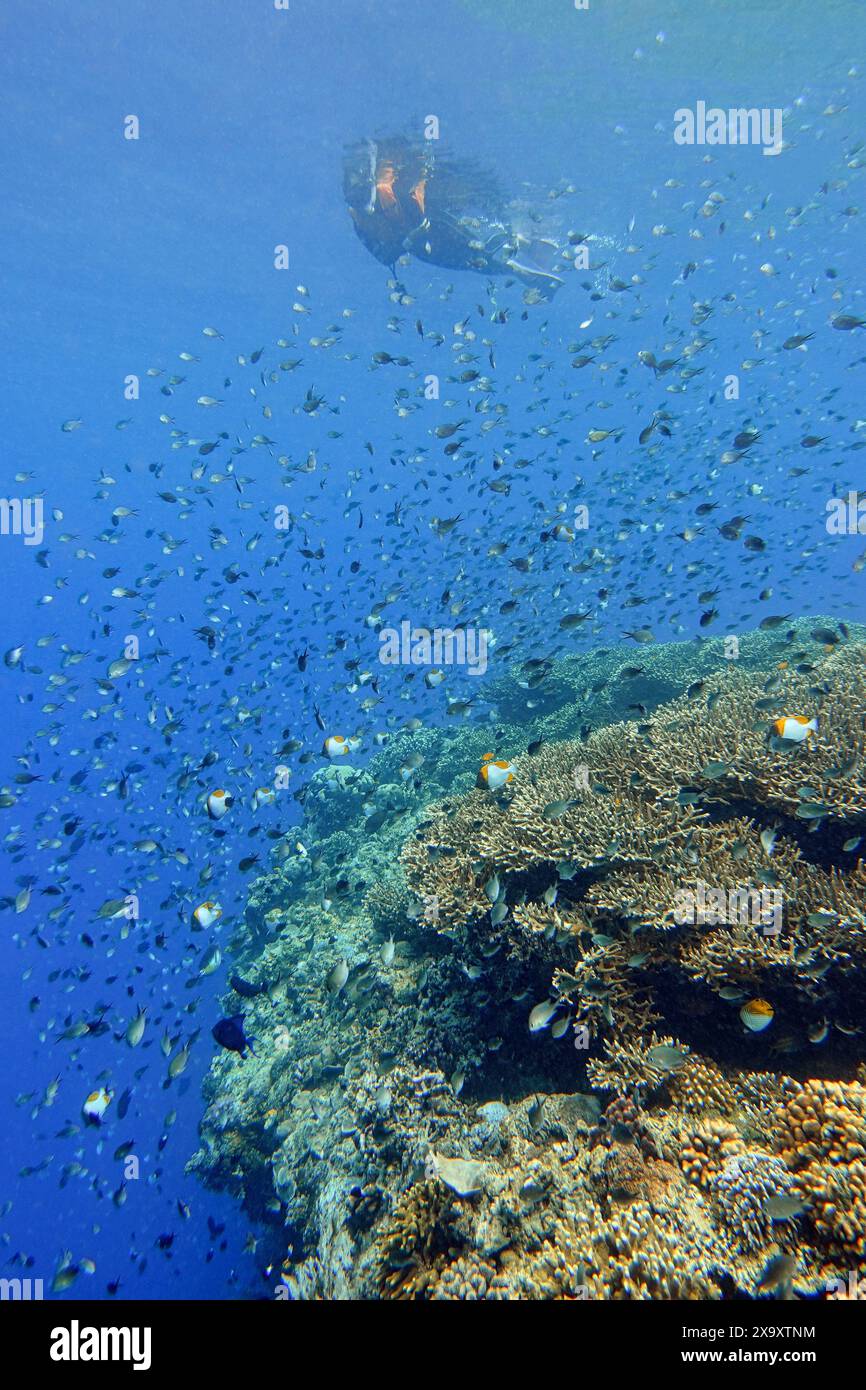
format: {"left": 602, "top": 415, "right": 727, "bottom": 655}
{"left": 0, "top": 0, "right": 863, "bottom": 1300}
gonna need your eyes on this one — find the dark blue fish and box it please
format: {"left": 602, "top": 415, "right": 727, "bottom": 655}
{"left": 230, "top": 974, "right": 265, "bottom": 999}
{"left": 211, "top": 1014, "right": 255, "bottom": 1057}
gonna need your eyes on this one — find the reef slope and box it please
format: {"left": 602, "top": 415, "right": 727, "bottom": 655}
{"left": 189, "top": 619, "right": 866, "bottom": 1299}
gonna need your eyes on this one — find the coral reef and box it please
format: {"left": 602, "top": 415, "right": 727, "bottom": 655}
{"left": 189, "top": 622, "right": 866, "bottom": 1299}
{"left": 773, "top": 1077, "right": 866, "bottom": 1258}
{"left": 401, "top": 637, "right": 866, "bottom": 1051}
{"left": 712, "top": 1152, "right": 795, "bottom": 1252}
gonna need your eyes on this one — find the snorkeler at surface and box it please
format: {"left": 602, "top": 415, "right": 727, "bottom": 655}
{"left": 343, "top": 135, "right": 566, "bottom": 297}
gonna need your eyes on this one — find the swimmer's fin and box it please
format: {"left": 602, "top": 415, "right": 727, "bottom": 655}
{"left": 506, "top": 256, "right": 565, "bottom": 297}
{"left": 505, "top": 235, "right": 565, "bottom": 296}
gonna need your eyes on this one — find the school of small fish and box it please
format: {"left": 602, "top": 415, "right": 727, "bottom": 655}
{"left": 2, "top": 83, "right": 865, "bottom": 1298}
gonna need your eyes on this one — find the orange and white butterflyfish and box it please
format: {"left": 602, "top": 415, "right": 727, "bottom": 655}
{"left": 252, "top": 786, "right": 276, "bottom": 810}
{"left": 740, "top": 998, "right": 774, "bottom": 1033}
{"left": 82, "top": 1087, "right": 112, "bottom": 1124}
{"left": 772, "top": 715, "right": 818, "bottom": 742}
{"left": 322, "top": 735, "right": 360, "bottom": 758}
{"left": 193, "top": 901, "right": 222, "bottom": 930}
{"left": 477, "top": 755, "right": 517, "bottom": 791}
{"left": 206, "top": 788, "right": 233, "bottom": 820}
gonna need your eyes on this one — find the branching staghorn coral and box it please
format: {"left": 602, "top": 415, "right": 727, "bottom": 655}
{"left": 586, "top": 1033, "right": 688, "bottom": 1096}
{"left": 629, "top": 642, "right": 866, "bottom": 823}
{"left": 401, "top": 641, "right": 866, "bottom": 1050}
